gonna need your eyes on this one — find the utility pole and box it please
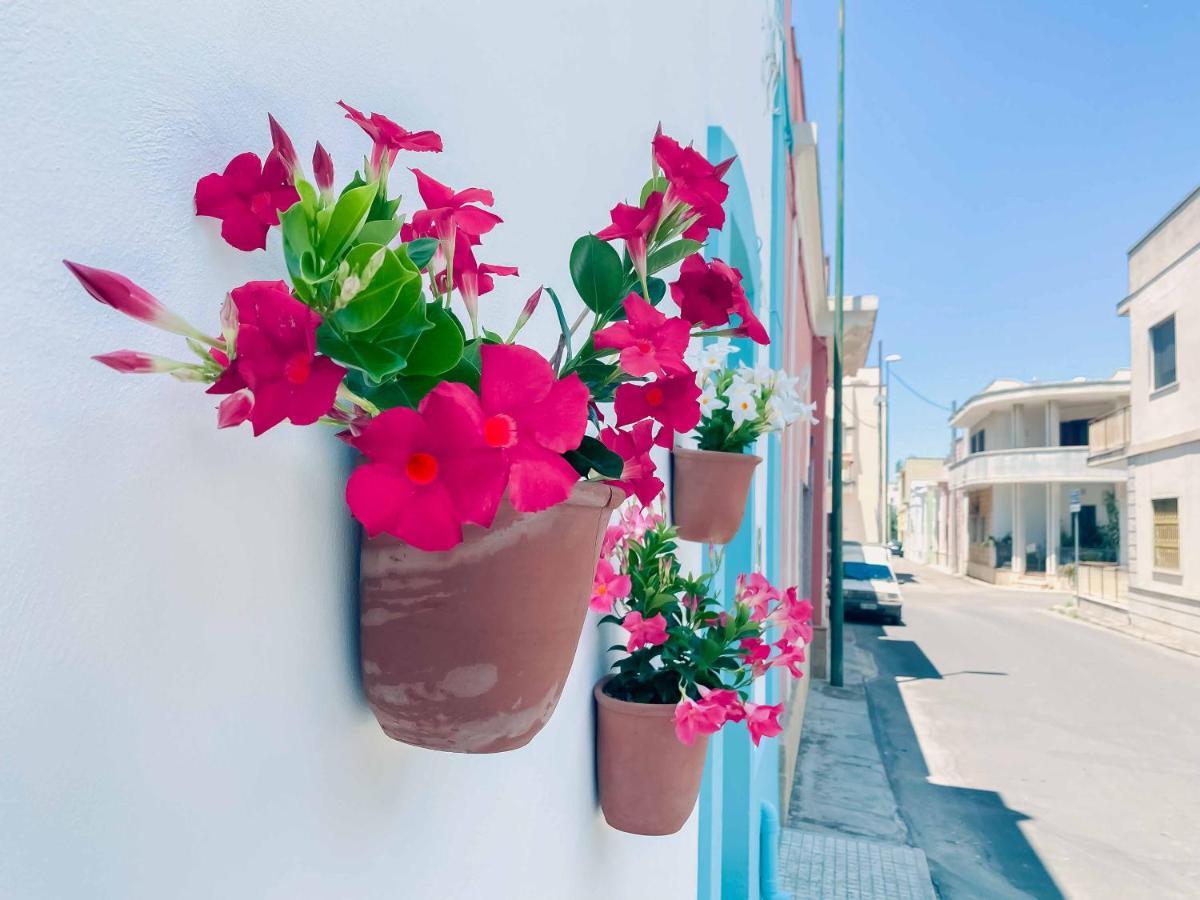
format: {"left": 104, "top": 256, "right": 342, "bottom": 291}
{"left": 829, "top": 0, "right": 847, "bottom": 688}
{"left": 877, "top": 340, "right": 885, "bottom": 544}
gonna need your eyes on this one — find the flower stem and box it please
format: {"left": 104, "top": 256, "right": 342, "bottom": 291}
{"left": 337, "top": 384, "right": 380, "bottom": 417}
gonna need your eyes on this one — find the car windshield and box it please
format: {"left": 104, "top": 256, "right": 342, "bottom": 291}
{"left": 843, "top": 562, "right": 894, "bottom": 582}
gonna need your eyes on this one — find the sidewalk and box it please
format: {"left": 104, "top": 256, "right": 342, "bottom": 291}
{"left": 778, "top": 628, "right": 937, "bottom": 899}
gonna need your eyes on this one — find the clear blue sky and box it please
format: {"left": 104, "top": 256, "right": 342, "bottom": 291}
{"left": 792, "top": 0, "right": 1200, "bottom": 472}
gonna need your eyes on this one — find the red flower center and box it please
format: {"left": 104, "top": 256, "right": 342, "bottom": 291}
{"left": 284, "top": 352, "right": 312, "bottom": 384}
{"left": 645, "top": 386, "right": 665, "bottom": 407}
{"left": 405, "top": 452, "right": 439, "bottom": 485}
{"left": 483, "top": 413, "right": 517, "bottom": 449}
{"left": 635, "top": 339, "right": 654, "bottom": 354}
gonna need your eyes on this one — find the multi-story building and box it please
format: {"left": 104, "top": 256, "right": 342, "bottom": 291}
{"left": 948, "top": 374, "right": 1130, "bottom": 586}
{"left": 1087, "top": 186, "right": 1200, "bottom": 650}
{"left": 898, "top": 457, "right": 947, "bottom": 565}
{"left": 828, "top": 297, "right": 884, "bottom": 545}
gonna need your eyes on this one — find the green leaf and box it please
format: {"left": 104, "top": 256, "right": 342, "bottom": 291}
{"left": 405, "top": 237, "right": 439, "bottom": 270}
{"left": 366, "top": 375, "right": 439, "bottom": 409}
{"left": 570, "top": 235, "right": 625, "bottom": 313}
{"left": 404, "top": 304, "right": 465, "bottom": 376}
{"left": 645, "top": 239, "right": 702, "bottom": 277}
{"left": 280, "top": 204, "right": 313, "bottom": 287}
{"left": 318, "top": 182, "right": 378, "bottom": 264}
{"left": 439, "top": 339, "right": 482, "bottom": 390}
{"left": 545, "top": 287, "right": 573, "bottom": 366}
{"left": 563, "top": 435, "right": 624, "bottom": 479}
{"left": 333, "top": 244, "right": 413, "bottom": 333}
{"left": 356, "top": 219, "right": 402, "bottom": 247}
{"left": 640, "top": 175, "right": 669, "bottom": 207}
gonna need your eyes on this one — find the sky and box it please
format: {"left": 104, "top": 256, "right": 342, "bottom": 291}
{"left": 791, "top": 0, "right": 1200, "bottom": 472}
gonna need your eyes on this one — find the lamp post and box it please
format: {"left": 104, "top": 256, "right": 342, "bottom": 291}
{"left": 829, "top": 0, "right": 847, "bottom": 688}
{"left": 883, "top": 353, "right": 901, "bottom": 543}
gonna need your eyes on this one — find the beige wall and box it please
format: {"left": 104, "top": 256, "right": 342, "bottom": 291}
{"left": 829, "top": 367, "right": 886, "bottom": 544}
{"left": 1122, "top": 187, "right": 1200, "bottom": 649}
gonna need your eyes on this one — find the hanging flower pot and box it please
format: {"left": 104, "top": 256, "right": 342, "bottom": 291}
{"left": 594, "top": 677, "right": 709, "bottom": 835}
{"left": 671, "top": 447, "right": 761, "bottom": 544}
{"left": 360, "top": 482, "right": 623, "bottom": 753}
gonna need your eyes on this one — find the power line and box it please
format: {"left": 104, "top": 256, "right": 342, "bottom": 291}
{"left": 890, "top": 369, "right": 954, "bottom": 413}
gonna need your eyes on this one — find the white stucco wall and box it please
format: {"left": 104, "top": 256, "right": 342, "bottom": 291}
{"left": 0, "top": 2, "right": 779, "bottom": 898}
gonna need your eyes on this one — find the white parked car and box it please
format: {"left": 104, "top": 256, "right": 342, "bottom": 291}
{"left": 839, "top": 542, "right": 903, "bottom": 625}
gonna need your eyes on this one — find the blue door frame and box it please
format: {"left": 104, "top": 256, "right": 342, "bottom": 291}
{"left": 697, "top": 65, "right": 791, "bottom": 900}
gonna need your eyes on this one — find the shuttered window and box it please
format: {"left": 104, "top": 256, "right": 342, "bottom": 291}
{"left": 1153, "top": 498, "right": 1180, "bottom": 571}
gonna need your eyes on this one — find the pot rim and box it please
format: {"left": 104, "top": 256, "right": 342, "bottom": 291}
{"left": 594, "top": 675, "right": 679, "bottom": 718}
{"left": 671, "top": 446, "right": 764, "bottom": 466}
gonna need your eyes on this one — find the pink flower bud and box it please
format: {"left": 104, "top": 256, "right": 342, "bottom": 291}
{"left": 92, "top": 350, "right": 189, "bottom": 374}
{"left": 312, "top": 141, "right": 334, "bottom": 194}
{"left": 64, "top": 260, "right": 200, "bottom": 338}
{"left": 516, "top": 285, "right": 542, "bottom": 326}
{"left": 217, "top": 390, "right": 254, "bottom": 429}
{"left": 268, "top": 113, "right": 301, "bottom": 178}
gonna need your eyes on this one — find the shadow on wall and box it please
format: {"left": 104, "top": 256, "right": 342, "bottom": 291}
{"left": 854, "top": 626, "right": 1065, "bottom": 900}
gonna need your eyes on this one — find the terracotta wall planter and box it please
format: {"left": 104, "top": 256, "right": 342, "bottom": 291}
{"left": 360, "top": 482, "right": 624, "bottom": 754}
{"left": 671, "top": 447, "right": 762, "bottom": 544}
{"left": 594, "top": 677, "right": 709, "bottom": 835}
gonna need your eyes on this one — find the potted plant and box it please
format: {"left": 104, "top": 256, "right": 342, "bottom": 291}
{"left": 590, "top": 504, "right": 813, "bottom": 835}
{"left": 671, "top": 340, "right": 817, "bottom": 544}
{"left": 64, "top": 104, "right": 761, "bottom": 753}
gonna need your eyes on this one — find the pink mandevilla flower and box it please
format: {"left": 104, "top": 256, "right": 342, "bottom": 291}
{"left": 737, "top": 572, "right": 780, "bottom": 621}
{"left": 740, "top": 636, "right": 771, "bottom": 677}
{"left": 590, "top": 559, "right": 632, "bottom": 613}
{"left": 409, "top": 169, "right": 503, "bottom": 245}
{"left": 444, "top": 239, "right": 518, "bottom": 335}
{"left": 92, "top": 350, "right": 188, "bottom": 375}
{"left": 63, "top": 261, "right": 202, "bottom": 338}
{"left": 593, "top": 293, "right": 691, "bottom": 378}
{"left": 337, "top": 100, "right": 442, "bottom": 176}
{"left": 194, "top": 151, "right": 300, "bottom": 252}
{"left": 673, "top": 696, "right": 726, "bottom": 745}
{"left": 770, "top": 639, "right": 807, "bottom": 678}
{"left": 267, "top": 114, "right": 301, "bottom": 178}
{"left": 208, "top": 280, "right": 346, "bottom": 435}
{"left": 653, "top": 126, "right": 733, "bottom": 240}
{"left": 669, "top": 255, "right": 767, "bottom": 347}
{"left": 475, "top": 344, "right": 588, "bottom": 513}
{"left": 622, "top": 611, "right": 668, "bottom": 652}
{"left": 600, "top": 421, "right": 664, "bottom": 507}
{"left": 619, "top": 503, "right": 662, "bottom": 542}
{"left": 770, "top": 587, "right": 815, "bottom": 646}
{"left": 601, "top": 524, "right": 625, "bottom": 559}
{"left": 217, "top": 390, "right": 254, "bottom": 429}
{"left": 346, "top": 382, "right": 507, "bottom": 551}
{"left": 698, "top": 686, "right": 747, "bottom": 724}
{"left": 614, "top": 374, "right": 702, "bottom": 434}
{"left": 744, "top": 702, "right": 784, "bottom": 746}
{"left": 595, "top": 191, "right": 664, "bottom": 283}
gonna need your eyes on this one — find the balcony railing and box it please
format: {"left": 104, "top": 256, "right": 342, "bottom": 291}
{"left": 948, "top": 446, "right": 1123, "bottom": 487}
{"left": 1088, "top": 407, "right": 1131, "bottom": 463}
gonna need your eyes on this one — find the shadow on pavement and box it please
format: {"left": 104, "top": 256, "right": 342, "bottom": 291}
{"left": 896, "top": 572, "right": 919, "bottom": 585}
{"left": 852, "top": 623, "right": 1065, "bottom": 899}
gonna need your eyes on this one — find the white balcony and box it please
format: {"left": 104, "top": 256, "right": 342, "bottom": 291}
{"left": 949, "top": 446, "right": 1126, "bottom": 489}
{"left": 1088, "top": 406, "right": 1131, "bottom": 465}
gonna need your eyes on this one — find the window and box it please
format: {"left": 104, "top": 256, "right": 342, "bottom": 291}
{"left": 843, "top": 562, "right": 895, "bottom": 582}
{"left": 1150, "top": 316, "right": 1177, "bottom": 391}
{"left": 970, "top": 429, "right": 986, "bottom": 454}
{"left": 1153, "top": 498, "right": 1180, "bottom": 571}
{"left": 1059, "top": 419, "right": 1089, "bottom": 446}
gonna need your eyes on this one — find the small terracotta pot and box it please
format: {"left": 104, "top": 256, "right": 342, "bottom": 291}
{"left": 594, "top": 677, "right": 709, "bottom": 835}
{"left": 360, "top": 482, "right": 624, "bottom": 754}
{"left": 671, "top": 447, "right": 762, "bottom": 544}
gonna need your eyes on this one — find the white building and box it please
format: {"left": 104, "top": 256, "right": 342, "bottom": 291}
{"left": 1087, "top": 185, "right": 1200, "bottom": 650}
{"left": 948, "top": 375, "right": 1130, "bottom": 586}
{"left": 1, "top": 2, "right": 806, "bottom": 898}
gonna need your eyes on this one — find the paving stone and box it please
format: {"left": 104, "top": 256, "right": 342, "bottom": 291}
{"left": 778, "top": 829, "right": 937, "bottom": 900}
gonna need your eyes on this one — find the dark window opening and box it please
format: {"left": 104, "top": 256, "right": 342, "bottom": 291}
{"left": 1151, "top": 316, "right": 1177, "bottom": 390}
{"left": 1059, "top": 419, "right": 1089, "bottom": 446}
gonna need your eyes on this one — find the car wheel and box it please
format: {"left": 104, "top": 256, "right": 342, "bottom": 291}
{"left": 886, "top": 612, "right": 902, "bottom": 626}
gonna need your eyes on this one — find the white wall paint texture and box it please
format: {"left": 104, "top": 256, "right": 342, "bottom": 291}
{"left": 0, "top": 1, "right": 778, "bottom": 898}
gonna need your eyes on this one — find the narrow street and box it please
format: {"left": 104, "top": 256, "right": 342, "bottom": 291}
{"left": 853, "top": 560, "right": 1200, "bottom": 900}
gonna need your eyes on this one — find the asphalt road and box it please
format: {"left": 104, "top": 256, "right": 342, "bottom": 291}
{"left": 849, "top": 559, "right": 1200, "bottom": 900}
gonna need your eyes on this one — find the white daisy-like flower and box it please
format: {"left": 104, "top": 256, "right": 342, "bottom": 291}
{"left": 728, "top": 387, "right": 760, "bottom": 427}
{"left": 698, "top": 381, "right": 726, "bottom": 416}
{"left": 764, "top": 394, "right": 788, "bottom": 431}
{"left": 700, "top": 338, "right": 736, "bottom": 370}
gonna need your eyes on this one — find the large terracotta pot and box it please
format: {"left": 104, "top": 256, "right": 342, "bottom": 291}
{"left": 360, "top": 482, "right": 624, "bottom": 754}
{"left": 671, "top": 447, "right": 762, "bottom": 544}
{"left": 594, "top": 677, "right": 709, "bottom": 835}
